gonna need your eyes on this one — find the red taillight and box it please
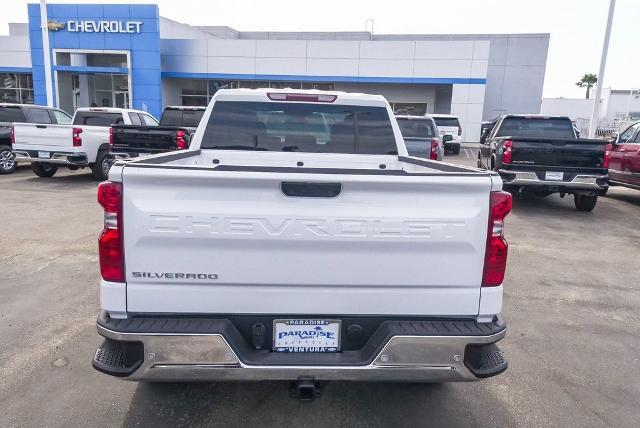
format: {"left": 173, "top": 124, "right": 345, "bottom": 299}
{"left": 502, "top": 139, "right": 513, "bottom": 164}
{"left": 267, "top": 93, "right": 337, "bottom": 103}
{"left": 176, "top": 129, "right": 187, "bottom": 150}
{"left": 98, "top": 181, "right": 124, "bottom": 282}
{"left": 430, "top": 139, "right": 439, "bottom": 160}
{"left": 482, "top": 191, "right": 512, "bottom": 287}
{"left": 72, "top": 127, "right": 83, "bottom": 147}
{"left": 602, "top": 143, "right": 612, "bottom": 169}
{"left": 109, "top": 127, "right": 114, "bottom": 146}
{"left": 9, "top": 126, "right": 14, "bottom": 145}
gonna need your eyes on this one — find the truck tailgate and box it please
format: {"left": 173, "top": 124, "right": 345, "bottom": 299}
{"left": 12, "top": 123, "right": 73, "bottom": 149}
{"left": 111, "top": 125, "right": 185, "bottom": 154}
{"left": 121, "top": 166, "right": 493, "bottom": 316}
{"left": 511, "top": 138, "right": 607, "bottom": 168}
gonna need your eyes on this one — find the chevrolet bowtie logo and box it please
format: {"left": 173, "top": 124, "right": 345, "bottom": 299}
{"left": 47, "top": 20, "right": 65, "bottom": 31}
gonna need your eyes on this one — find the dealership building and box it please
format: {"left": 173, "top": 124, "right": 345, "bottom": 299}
{"left": 0, "top": 3, "right": 549, "bottom": 141}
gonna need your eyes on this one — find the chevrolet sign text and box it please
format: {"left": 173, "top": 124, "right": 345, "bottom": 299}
{"left": 67, "top": 20, "right": 143, "bottom": 33}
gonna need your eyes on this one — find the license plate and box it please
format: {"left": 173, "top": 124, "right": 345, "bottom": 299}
{"left": 545, "top": 171, "right": 563, "bottom": 181}
{"left": 38, "top": 151, "right": 50, "bottom": 159}
{"left": 273, "top": 319, "right": 341, "bottom": 352}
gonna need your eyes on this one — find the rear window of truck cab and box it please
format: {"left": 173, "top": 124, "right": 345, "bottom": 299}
{"left": 160, "top": 109, "right": 205, "bottom": 127}
{"left": 397, "top": 118, "right": 436, "bottom": 139}
{"left": 73, "top": 111, "right": 124, "bottom": 126}
{"left": 496, "top": 117, "right": 576, "bottom": 139}
{"left": 0, "top": 106, "right": 27, "bottom": 122}
{"left": 200, "top": 101, "right": 398, "bottom": 155}
{"left": 433, "top": 117, "right": 460, "bottom": 128}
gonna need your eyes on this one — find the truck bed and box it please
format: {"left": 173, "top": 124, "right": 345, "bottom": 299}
{"left": 109, "top": 150, "right": 500, "bottom": 316}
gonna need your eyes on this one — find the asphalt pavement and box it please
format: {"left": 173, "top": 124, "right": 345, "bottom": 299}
{"left": 1, "top": 152, "right": 639, "bottom": 427}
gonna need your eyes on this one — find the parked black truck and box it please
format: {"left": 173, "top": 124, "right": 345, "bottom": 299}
{"left": 478, "top": 114, "right": 610, "bottom": 211}
{"left": 0, "top": 103, "right": 72, "bottom": 174}
{"left": 109, "top": 106, "right": 206, "bottom": 159}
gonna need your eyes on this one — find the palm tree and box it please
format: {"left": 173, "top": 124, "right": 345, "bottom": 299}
{"left": 576, "top": 74, "right": 598, "bottom": 99}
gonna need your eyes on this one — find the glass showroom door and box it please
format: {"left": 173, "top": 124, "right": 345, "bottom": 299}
{"left": 114, "top": 92, "right": 130, "bottom": 109}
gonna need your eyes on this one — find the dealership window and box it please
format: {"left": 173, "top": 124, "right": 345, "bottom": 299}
{"left": 302, "top": 82, "right": 334, "bottom": 91}
{"left": 86, "top": 54, "right": 128, "bottom": 68}
{"left": 181, "top": 79, "right": 209, "bottom": 106}
{"left": 180, "top": 79, "right": 336, "bottom": 106}
{"left": 91, "top": 74, "right": 129, "bottom": 108}
{"left": 0, "top": 73, "right": 34, "bottom": 104}
{"left": 269, "top": 81, "right": 302, "bottom": 89}
{"left": 391, "top": 102, "right": 428, "bottom": 116}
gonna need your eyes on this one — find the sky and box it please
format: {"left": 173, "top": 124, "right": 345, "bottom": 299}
{"left": 1, "top": 0, "right": 638, "bottom": 98}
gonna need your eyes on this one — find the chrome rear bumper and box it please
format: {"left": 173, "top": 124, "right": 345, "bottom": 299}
{"left": 14, "top": 150, "right": 88, "bottom": 165}
{"left": 94, "top": 318, "right": 507, "bottom": 382}
{"left": 499, "top": 170, "right": 607, "bottom": 190}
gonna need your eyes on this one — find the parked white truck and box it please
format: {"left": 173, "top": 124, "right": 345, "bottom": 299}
{"left": 12, "top": 107, "right": 158, "bottom": 180}
{"left": 92, "top": 89, "right": 512, "bottom": 393}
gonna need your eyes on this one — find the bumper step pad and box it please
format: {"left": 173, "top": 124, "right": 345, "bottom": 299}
{"left": 464, "top": 343, "right": 508, "bottom": 378}
{"left": 92, "top": 338, "right": 143, "bottom": 377}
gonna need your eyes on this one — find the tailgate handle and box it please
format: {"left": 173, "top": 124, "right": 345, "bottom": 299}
{"left": 281, "top": 182, "right": 342, "bottom": 198}
{"left": 35, "top": 125, "right": 47, "bottom": 129}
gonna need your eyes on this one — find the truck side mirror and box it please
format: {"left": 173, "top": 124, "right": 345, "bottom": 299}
{"left": 610, "top": 132, "right": 619, "bottom": 144}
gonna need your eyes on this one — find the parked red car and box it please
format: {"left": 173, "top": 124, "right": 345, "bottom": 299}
{"left": 608, "top": 122, "right": 640, "bottom": 191}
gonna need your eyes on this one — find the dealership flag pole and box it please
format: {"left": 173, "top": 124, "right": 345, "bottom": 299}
{"left": 40, "top": 0, "right": 54, "bottom": 107}
{"left": 588, "top": 0, "right": 616, "bottom": 138}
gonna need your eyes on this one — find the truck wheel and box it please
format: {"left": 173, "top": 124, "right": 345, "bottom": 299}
{"left": 31, "top": 162, "right": 58, "bottom": 178}
{"left": 574, "top": 194, "right": 597, "bottom": 212}
{"left": 0, "top": 145, "right": 17, "bottom": 174}
{"left": 92, "top": 151, "right": 113, "bottom": 181}
{"left": 453, "top": 144, "right": 461, "bottom": 155}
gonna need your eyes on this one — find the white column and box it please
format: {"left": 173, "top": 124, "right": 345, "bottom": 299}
{"left": 70, "top": 53, "right": 90, "bottom": 107}
{"left": 39, "top": 0, "right": 54, "bottom": 107}
{"left": 588, "top": 0, "right": 616, "bottom": 138}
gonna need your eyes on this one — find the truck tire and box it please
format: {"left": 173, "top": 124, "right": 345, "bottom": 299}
{"left": 91, "top": 150, "right": 113, "bottom": 181}
{"left": 453, "top": 144, "right": 461, "bottom": 155}
{"left": 0, "top": 145, "right": 17, "bottom": 174}
{"left": 31, "top": 162, "right": 58, "bottom": 178}
{"left": 574, "top": 194, "right": 597, "bottom": 212}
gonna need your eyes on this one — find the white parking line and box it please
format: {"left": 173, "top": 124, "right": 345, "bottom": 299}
{"left": 464, "top": 149, "right": 470, "bottom": 159}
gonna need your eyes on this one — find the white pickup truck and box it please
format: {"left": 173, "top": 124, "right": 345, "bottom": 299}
{"left": 13, "top": 107, "right": 158, "bottom": 180}
{"left": 92, "top": 89, "right": 512, "bottom": 392}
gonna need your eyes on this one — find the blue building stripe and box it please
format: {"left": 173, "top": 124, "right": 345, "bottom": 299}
{"left": 0, "top": 67, "right": 34, "bottom": 73}
{"left": 53, "top": 65, "right": 129, "bottom": 74}
{"left": 161, "top": 72, "right": 486, "bottom": 85}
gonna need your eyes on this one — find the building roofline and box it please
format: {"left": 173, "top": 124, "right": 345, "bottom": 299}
{"left": 161, "top": 21, "right": 549, "bottom": 41}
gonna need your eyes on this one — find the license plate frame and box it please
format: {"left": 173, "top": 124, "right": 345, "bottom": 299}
{"left": 272, "top": 319, "right": 341, "bottom": 353}
{"left": 38, "top": 151, "right": 50, "bottom": 159}
{"left": 545, "top": 171, "right": 564, "bottom": 181}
